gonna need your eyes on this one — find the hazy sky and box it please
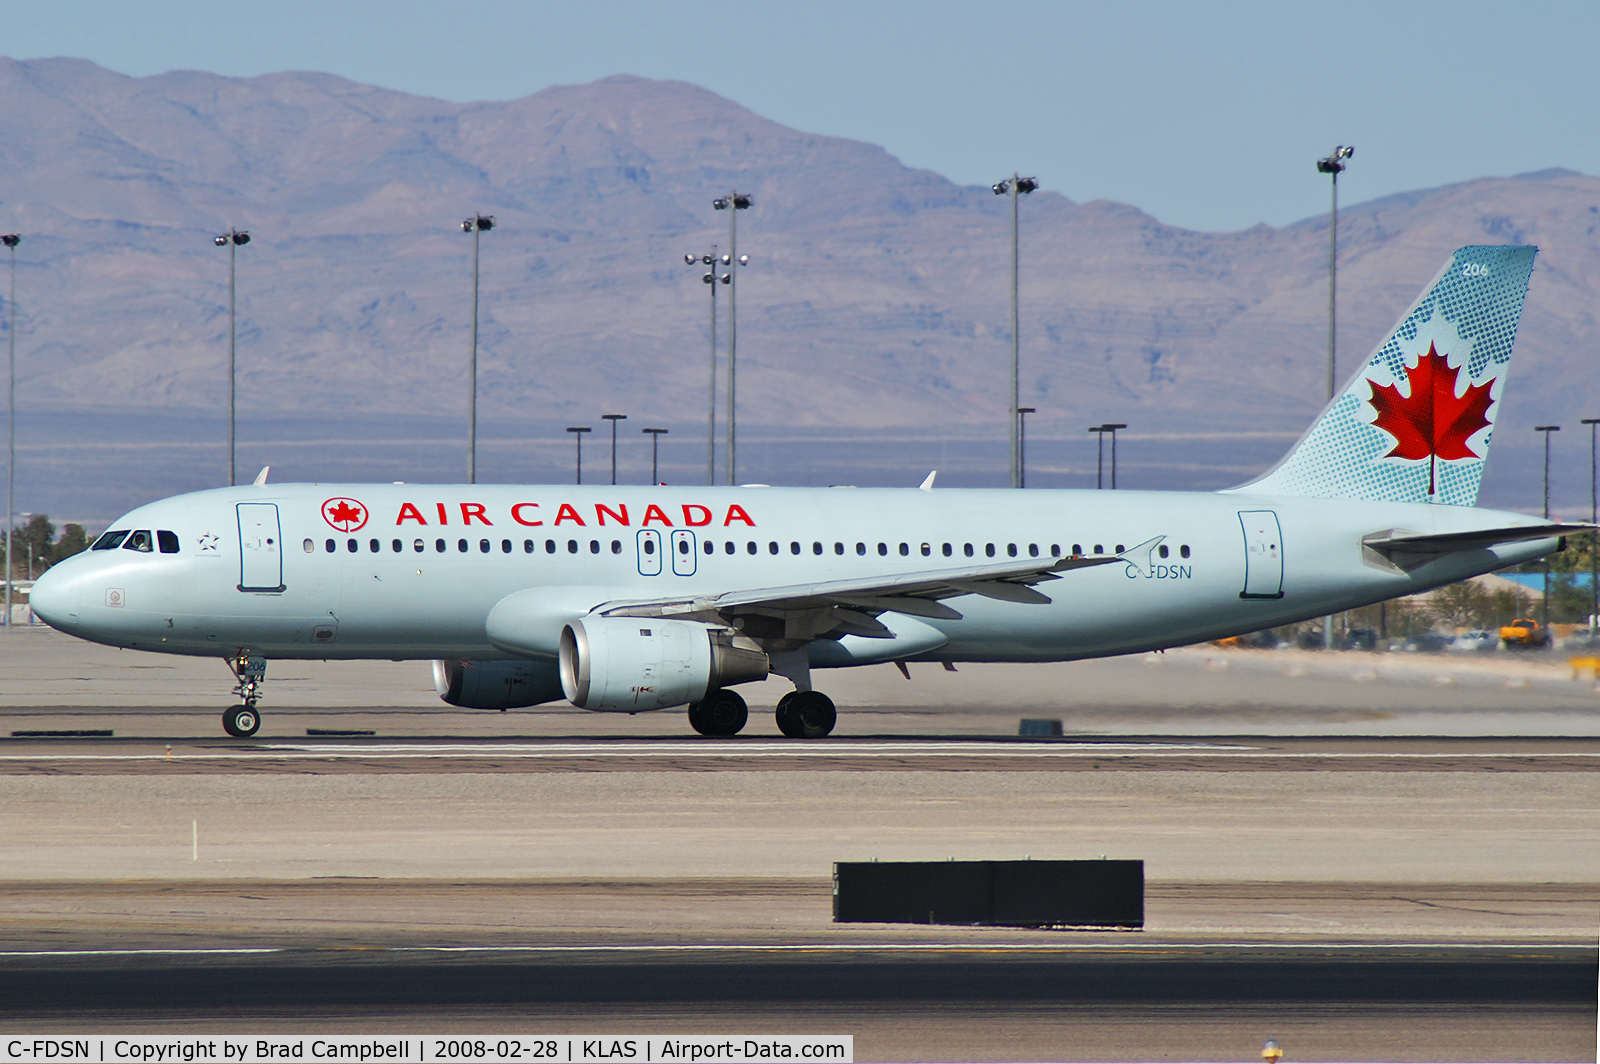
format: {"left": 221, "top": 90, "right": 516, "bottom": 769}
{"left": 5, "top": 0, "right": 1596, "bottom": 232}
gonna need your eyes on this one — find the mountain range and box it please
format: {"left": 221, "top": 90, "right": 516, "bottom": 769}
{"left": 0, "top": 57, "right": 1596, "bottom": 524}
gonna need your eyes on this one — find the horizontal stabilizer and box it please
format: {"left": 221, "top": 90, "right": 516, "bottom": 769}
{"left": 1363, "top": 523, "right": 1591, "bottom": 570}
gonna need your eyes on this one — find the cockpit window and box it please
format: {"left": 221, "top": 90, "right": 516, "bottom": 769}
{"left": 92, "top": 530, "right": 129, "bottom": 551}
{"left": 122, "top": 530, "right": 154, "bottom": 553}
{"left": 157, "top": 530, "right": 180, "bottom": 554}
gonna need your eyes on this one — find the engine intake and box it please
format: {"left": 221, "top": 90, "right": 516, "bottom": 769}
{"left": 559, "top": 617, "right": 768, "bottom": 711}
{"left": 433, "top": 658, "right": 565, "bottom": 709}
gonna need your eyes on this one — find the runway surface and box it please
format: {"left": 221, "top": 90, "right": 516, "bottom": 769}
{"left": 2, "top": 630, "right": 1597, "bottom": 1060}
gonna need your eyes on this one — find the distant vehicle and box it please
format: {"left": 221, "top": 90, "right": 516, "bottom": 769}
{"left": 1448, "top": 630, "right": 1497, "bottom": 653}
{"left": 1340, "top": 627, "right": 1379, "bottom": 651}
{"left": 1405, "top": 632, "right": 1454, "bottom": 653}
{"left": 1500, "top": 618, "right": 1552, "bottom": 649}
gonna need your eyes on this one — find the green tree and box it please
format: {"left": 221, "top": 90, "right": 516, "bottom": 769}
{"left": 53, "top": 523, "right": 88, "bottom": 563}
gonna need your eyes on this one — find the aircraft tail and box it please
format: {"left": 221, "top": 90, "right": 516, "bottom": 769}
{"left": 1229, "top": 245, "right": 1536, "bottom": 506}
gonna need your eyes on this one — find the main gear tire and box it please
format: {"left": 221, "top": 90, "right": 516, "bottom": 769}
{"left": 688, "top": 689, "right": 748, "bottom": 736}
{"left": 776, "top": 690, "right": 836, "bottom": 738}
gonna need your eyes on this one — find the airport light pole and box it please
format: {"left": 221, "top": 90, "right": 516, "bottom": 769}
{"left": 642, "top": 427, "right": 669, "bottom": 485}
{"left": 1317, "top": 147, "right": 1352, "bottom": 652}
{"left": 461, "top": 215, "right": 494, "bottom": 484}
{"left": 1583, "top": 417, "right": 1599, "bottom": 635}
{"left": 1536, "top": 425, "right": 1560, "bottom": 627}
{"left": 1016, "top": 408, "right": 1036, "bottom": 488}
{"left": 214, "top": 228, "right": 250, "bottom": 487}
{"left": 1316, "top": 147, "right": 1353, "bottom": 400}
{"left": 993, "top": 174, "right": 1038, "bottom": 488}
{"left": 712, "top": 193, "right": 752, "bottom": 485}
{"left": 566, "top": 426, "right": 591, "bottom": 485}
{"left": 602, "top": 413, "right": 627, "bottom": 486}
{"left": 1089, "top": 425, "right": 1107, "bottom": 489}
{"left": 2, "top": 233, "right": 17, "bottom": 628}
{"left": 685, "top": 248, "right": 727, "bottom": 485}
{"left": 1103, "top": 423, "right": 1128, "bottom": 489}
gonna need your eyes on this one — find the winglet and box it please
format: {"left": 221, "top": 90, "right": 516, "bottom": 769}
{"left": 919, "top": 471, "right": 937, "bottom": 492}
{"left": 253, "top": 467, "right": 270, "bottom": 487}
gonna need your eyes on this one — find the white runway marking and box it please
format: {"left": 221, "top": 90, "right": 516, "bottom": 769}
{"left": 0, "top": 941, "right": 1586, "bottom": 959}
{"left": 1, "top": 739, "right": 1598, "bottom": 762}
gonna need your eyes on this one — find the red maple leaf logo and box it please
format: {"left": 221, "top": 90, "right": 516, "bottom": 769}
{"left": 322, "top": 498, "right": 368, "bottom": 532}
{"left": 1367, "top": 342, "right": 1494, "bottom": 495}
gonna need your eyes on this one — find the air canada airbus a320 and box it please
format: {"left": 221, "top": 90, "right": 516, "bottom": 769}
{"left": 29, "top": 246, "right": 1586, "bottom": 738}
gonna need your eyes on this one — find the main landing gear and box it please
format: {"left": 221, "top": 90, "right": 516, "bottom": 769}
{"left": 223, "top": 653, "right": 266, "bottom": 738}
{"left": 685, "top": 688, "right": 838, "bottom": 738}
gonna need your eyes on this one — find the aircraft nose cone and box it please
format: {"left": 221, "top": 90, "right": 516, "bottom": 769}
{"left": 27, "top": 565, "right": 79, "bottom": 629}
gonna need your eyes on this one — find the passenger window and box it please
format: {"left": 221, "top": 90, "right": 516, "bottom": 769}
{"left": 414, "top": 539, "right": 425, "bottom": 553}
{"left": 123, "top": 530, "right": 154, "bottom": 552}
{"left": 747, "top": 541, "right": 757, "bottom": 555}
{"left": 1050, "top": 544, "right": 1061, "bottom": 557}
{"left": 855, "top": 542, "right": 866, "bottom": 556}
{"left": 679, "top": 539, "right": 690, "bottom": 555}
{"left": 157, "top": 531, "right": 180, "bottom": 554}
{"left": 525, "top": 540, "right": 535, "bottom": 554}
{"left": 303, "top": 539, "right": 315, "bottom": 553}
{"left": 877, "top": 543, "right": 887, "bottom": 556}
{"left": 643, "top": 539, "right": 655, "bottom": 555}
{"left": 1006, "top": 543, "right": 1017, "bottom": 557}
{"left": 326, "top": 539, "right": 337, "bottom": 553}
{"left": 1116, "top": 544, "right": 1125, "bottom": 553}
{"left": 768, "top": 542, "right": 778, "bottom": 555}
{"left": 985, "top": 544, "right": 995, "bottom": 558}
{"left": 724, "top": 542, "right": 735, "bottom": 555}
{"left": 834, "top": 543, "right": 844, "bottom": 555}
{"left": 347, "top": 538, "right": 358, "bottom": 553}
{"left": 546, "top": 540, "right": 556, "bottom": 553}
{"left": 436, "top": 539, "right": 446, "bottom": 552}
{"left": 453, "top": 539, "right": 465, "bottom": 553}
{"left": 611, "top": 540, "right": 622, "bottom": 554}
{"left": 1073, "top": 544, "right": 1083, "bottom": 556}
{"left": 479, "top": 539, "right": 490, "bottom": 553}
{"left": 813, "top": 542, "right": 823, "bottom": 555}
{"left": 704, "top": 540, "right": 714, "bottom": 555}
{"left": 590, "top": 540, "right": 600, "bottom": 554}
{"left": 1180, "top": 544, "right": 1191, "bottom": 559}
{"left": 942, "top": 543, "right": 952, "bottom": 557}
{"left": 1159, "top": 544, "right": 1169, "bottom": 559}
{"left": 502, "top": 539, "right": 511, "bottom": 553}
{"left": 369, "top": 539, "right": 380, "bottom": 553}
{"left": 919, "top": 543, "right": 930, "bottom": 557}
{"left": 963, "top": 543, "right": 973, "bottom": 557}
{"left": 1028, "top": 544, "right": 1038, "bottom": 557}
{"left": 1093, "top": 544, "right": 1103, "bottom": 554}
{"left": 92, "top": 530, "right": 130, "bottom": 550}
{"left": 392, "top": 539, "right": 402, "bottom": 552}
{"left": 790, "top": 542, "right": 800, "bottom": 555}
{"left": 568, "top": 540, "right": 578, "bottom": 554}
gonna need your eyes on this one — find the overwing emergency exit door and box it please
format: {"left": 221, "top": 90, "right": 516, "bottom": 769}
{"left": 1238, "top": 510, "right": 1284, "bottom": 599}
{"left": 637, "top": 529, "right": 663, "bottom": 576}
{"left": 237, "top": 503, "right": 285, "bottom": 592}
{"left": 671, "top": 530, "right": 697, "bottom": 576}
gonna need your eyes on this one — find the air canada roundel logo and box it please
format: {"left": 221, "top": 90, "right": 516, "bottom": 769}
{"left": 322, "top": 497, "right": 368, "bottom": 532}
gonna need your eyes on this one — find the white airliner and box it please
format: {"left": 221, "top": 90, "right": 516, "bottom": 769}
{"left": 29, "top": 246, "right": 1585, "bottom": 738}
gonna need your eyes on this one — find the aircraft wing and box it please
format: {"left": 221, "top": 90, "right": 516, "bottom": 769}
{"left": 595, "top": 545, "right": 1147, "bottom": 638}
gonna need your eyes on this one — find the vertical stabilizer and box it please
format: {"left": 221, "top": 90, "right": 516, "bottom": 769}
{"left": 1229, "top": 245, "right": 1536, "bottom": 506}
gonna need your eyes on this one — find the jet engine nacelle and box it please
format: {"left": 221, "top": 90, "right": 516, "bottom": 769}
{"left": 433, "top": 658, "right": 565, "bottom": 709}
{"left": 559, "top": 617, "right": 768, "bottom": 712}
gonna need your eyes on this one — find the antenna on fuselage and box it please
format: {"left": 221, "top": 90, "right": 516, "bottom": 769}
{"left": 919, "top": 471, "right": 937, "bottom": 491}
{"left": 253, "top": 467, "right": 270, "bottom": 486}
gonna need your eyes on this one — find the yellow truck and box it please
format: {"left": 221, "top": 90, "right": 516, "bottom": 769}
{"left": 1499, "top": 617, "right": 1552, "bottom": 649}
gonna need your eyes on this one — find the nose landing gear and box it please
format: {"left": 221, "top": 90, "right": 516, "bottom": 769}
{"left": 223, "top": 653, "right": 266, "bottom": 738}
